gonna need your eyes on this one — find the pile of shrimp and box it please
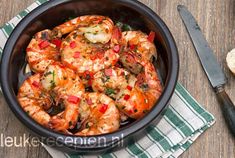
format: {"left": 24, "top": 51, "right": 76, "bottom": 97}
{"left": 17, "top": 15, "right": 162, "bottom": 136}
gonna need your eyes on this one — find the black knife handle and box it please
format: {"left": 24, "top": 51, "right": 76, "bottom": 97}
{"left": 215, "top": 86, "right": 235, "bottom": 137}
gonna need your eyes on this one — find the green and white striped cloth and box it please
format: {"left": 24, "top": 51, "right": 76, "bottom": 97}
{"left": 0, "top": 0, "right": 215, "bottom": 158}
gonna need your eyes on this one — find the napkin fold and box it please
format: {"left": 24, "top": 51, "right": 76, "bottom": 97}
{"left": 0, "top": 0, "right": 215, "bottom": 158}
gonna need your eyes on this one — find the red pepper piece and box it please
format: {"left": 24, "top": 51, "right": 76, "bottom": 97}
{"left": 83, "top": 71, "right": 94, "bottom": 86}
{"left": 32, "top": 81, "right": 40, "bottom": 88}
{"left": 113, "top": 45, "right": 120, "bottom": 53}
{"left": 112, "top": 27, "right": 122, "bottom": 40}
{"left": 126, "top": 85, "right": 132, "bottom": 91}
{"left": 26, "top": 48, "right": 33, "bottom": 52}
{"left": 73, "top": 51, "right": 81, "bottom": 58}
{"left": 38, "top": 40, "right": 50, "bottom": 49}
{"left": 99, "top": 104, "right": 108, "bottom": 113}
{"left": 96, "top": 52, "right": 104, "bottom": 59}
{"left": 51, "top": 39, "right": 62, "bottom": 48}
{"left": 67, "top": 95, "right": 80, "bottom": 104}
{"left": 84, "top": 71, "right": 94, "bottom": 80}
{"left": 88, "top": 79, "right": 93, "bottom": 86}
{"left": 104, "top": 68, "right": 113, "bottom": 76}
{"left": 90, "top": 55, "right": 97, "bottom": 60}
{"left": 124, "top": 94, "right": 131, "bottom": 101}
{"left": 59, "top": 64, "right": 66, "bottom": 68}
{"left": 129, "top": 44, "right": 136, "bottom": 51}
{"left": 147, "top": 31, "right": 155, "bottom": 43}
{"left": 86, "top": 98, "right": 93, "bottom": 105}
{"left": 128, "top": 109, "right": 134, "bottom": 114}
{"left": 70, "top": 41, "right": 76, "bottom": 49}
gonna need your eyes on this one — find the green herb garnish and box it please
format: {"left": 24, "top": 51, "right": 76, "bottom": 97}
{"left": 50, "top": 71, "right": 56, "bottom": 89}
{"left": 105, "top": 88, "right": 116, "bottom": 96}
{"left": 140, "top": 83, "right": 149, "bottom": 91}
{"left": 44, "top": 71, "right": 52, "bottom": 77}
{"left": 122, "top": 24, "right": 133, "bottom": 31}
{"left": 125, "top": 75, "right": 129, "bottom": 80}
{"left": 116, "top": 22, "right": 124, "bottom": 29}
{"left": 85, "top": 122, "right": 90, "bottom": 128}
{"left": 101, "top": 75, "right": 110, "bottom": 83}
{"left": 115, "top": 22, "right": 133, "bottom": 31}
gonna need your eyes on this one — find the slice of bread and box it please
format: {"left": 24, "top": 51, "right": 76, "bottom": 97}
{"left": 226, "top": 48, "right": 235, "bottom": 75}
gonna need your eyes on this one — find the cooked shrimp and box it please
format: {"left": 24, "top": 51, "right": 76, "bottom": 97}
{"left": 121, "top": 31, "right": 157, "bottom": 60}
{"left": 116, "top": 57, "right": 162, "bottom": 119}
{"left": 75, "top": 92, "right": 120, "bottom": 136}
{"left": 60, "top": 30, "right": 119, "bottom": 74}
{"left": 117, "top": 31, "right": 157, "bottom": 74}
{"left": 17, "top": 74, "right": 52, "bottom": 126}
{"left": 92, "top": 58, "right": 162, "bottom": 119}
{"left": 40, "top": 63, "right": 85, "bottom": 132}
{"left": 52, "top": 15, "right": 114, "bottom": 44}
{"left": 92, "top": 66, "right": 136, "bottom": 99}
{"left": 26, "top": 29, "right": 60, "bottom": 73}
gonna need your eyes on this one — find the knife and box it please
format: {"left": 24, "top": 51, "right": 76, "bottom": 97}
{"left": 177, "top": 5, "right": 235, "bottom": 137}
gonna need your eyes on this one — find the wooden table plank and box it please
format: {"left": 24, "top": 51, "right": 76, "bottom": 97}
{"left": 0, "top": 0, "right": 234, "bottom": 157}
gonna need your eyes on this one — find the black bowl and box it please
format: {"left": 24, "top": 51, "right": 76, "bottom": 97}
{"left": 0, "top": 0, "right": 179, "bottom": 154}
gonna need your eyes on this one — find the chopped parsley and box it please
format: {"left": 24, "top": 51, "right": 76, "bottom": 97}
{"left": 85, "top": 122, "right": 90, "bottom": 128}
{"left": 105, "top": 88, "right": 116, "bottom": 96}
{"left": 44, "top": 71, "right": 52, "bottom": 77}
{"left": 115, "top": 22, "right": 123, "bottom": 29}
{"left": 125, "top": 74, "right": 129, "bottom": 80}
{"left": 115, "top": 22, "right": 133, "bottom": 31}
{"left": 140, "top": 83, "right": 149, "bottom": 91}
{"left": 101, "top": 75, "right": 110, "bottom": 83}
{"left": 50, "top": 71, "right": 56, "bottom": 89}
{"left": 122, "top": 24, "right": 133, "bottom": 31}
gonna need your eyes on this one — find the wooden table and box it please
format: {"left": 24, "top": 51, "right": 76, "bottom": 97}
{"left": 0, "top": 0, "right": 234, "bottom": 157}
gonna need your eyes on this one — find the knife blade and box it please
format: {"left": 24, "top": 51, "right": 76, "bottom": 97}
{"left": 177, "top": 5, "right": 226, "bottom": 88}
{"left": 178, "top": 5, "right": 235, "bottom": 137}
